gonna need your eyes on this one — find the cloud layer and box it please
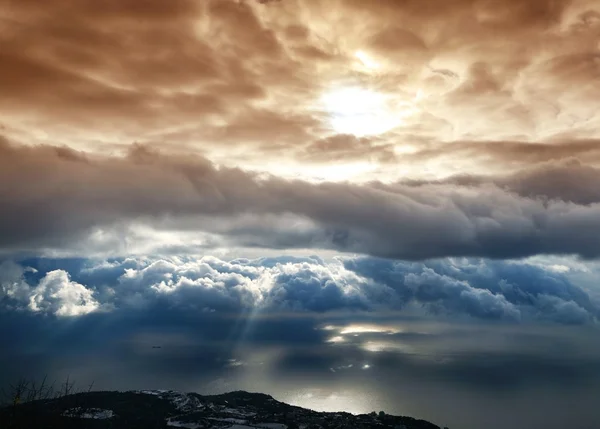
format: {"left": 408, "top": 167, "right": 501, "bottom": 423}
{"left": 2, "top": 0, "right": 600, "bottom": 259}
{"left": 2, "top": 255, "right": 600, "bottom": 429}
{"left": 5, "top": 141, "right": 600, "bottom": 260}
{"left": 2, "top": 255, "right": 597, "bottom": 325}
{"left": 2, "top": 0, "right": 600, "bottom": 181}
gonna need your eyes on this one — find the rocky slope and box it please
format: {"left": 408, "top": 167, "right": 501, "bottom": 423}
{"left": 1, "top": 389, "right": 443, "bottom": 429}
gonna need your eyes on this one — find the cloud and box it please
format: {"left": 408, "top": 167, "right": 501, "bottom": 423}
{"left": 7, "top": 141, "right": 600, "bottom": 259}
{"left": 399, "top": 159, "right": 600, "bottom": 205}
{"left": 346, "top": 256, "right": 599, "bottom": 324}
{"left": 3, "top": 282, "right": 599, "bottom": 429}
{"left": 1, "top": 0, "right": 600, "bottom": 184}
{"left": 0, "top": 261, "right": 99, "bottom": 317}
{"left": 404, "top": 268, "right": 522, "bottom": 321}
{"left": 298, "top": 134, "right": 397, "bottom": 164}
{"left": 0, "top": 261, "right": 32, "bottom": 305}
{"left": 1, "top": 255, "right": 600, "bottom": 429}
{"left": 1, "top": 255, "right": 597, "bottom": 325}
{"left": 403, "top": 139, "right": 600, "bottom": 169}
{"left": 27, "top": 270, "right": 99, "bottom": 317}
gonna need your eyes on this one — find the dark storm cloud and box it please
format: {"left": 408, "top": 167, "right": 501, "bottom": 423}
{"left": 6, "top": 141, "right": 600, "bottom": 259}
{"left": 398, "top": 159, "right": 600, "bottom": 205}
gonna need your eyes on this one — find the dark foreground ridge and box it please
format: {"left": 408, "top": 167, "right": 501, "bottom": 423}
{"left": 0, "top": 389, "right": 443, "bottom": 429}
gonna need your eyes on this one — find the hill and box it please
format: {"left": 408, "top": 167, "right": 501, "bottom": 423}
{"left": 0, "top": 389, "right": 443, "bottom": 429}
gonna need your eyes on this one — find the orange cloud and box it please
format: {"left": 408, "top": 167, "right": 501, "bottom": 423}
{"left": 2, "top": 0, "right": 600, "bottom": 257}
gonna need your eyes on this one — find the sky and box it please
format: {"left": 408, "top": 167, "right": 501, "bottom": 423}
{"left": 1, "top": 1, "right": 600, "bottom": 428}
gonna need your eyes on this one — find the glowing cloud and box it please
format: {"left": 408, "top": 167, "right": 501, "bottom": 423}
{"left": 321, "top": 87, "right": 415, "bottom": 136}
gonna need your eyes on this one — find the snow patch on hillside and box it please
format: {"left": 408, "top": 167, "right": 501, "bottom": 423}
{"left": 166, "top": 420, "right": 202, "bottom": 429}
{"left": 209, "top": 417, "right": 248, "bottom": 424}
{"left": 133, "top": 389, "right": 204, "bottom": 412}
{"left": 63, "top": 408, "right": 115, "bottom": 419}
{"left": 256, "top": 423, "right": 287, "bottom": 429}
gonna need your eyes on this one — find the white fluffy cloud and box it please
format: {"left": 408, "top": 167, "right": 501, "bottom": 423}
{"left": 104, "top": 256, "right": 371, "bottom": 313}
{"left": 28, "top": 270, "right": 99, "bottom": 317}
{"left": 1, "top": 255, "right": 597, "bottom": 324}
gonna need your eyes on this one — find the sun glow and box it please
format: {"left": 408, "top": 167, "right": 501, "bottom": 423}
{"left": 321, "top": 86, "right": 419, "bottom": 137}
{"left": 247, "top": 159, "right": 378, "bottom": 183}
{"left": 354, "top": 50, "right": 381, "bottom": 70}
